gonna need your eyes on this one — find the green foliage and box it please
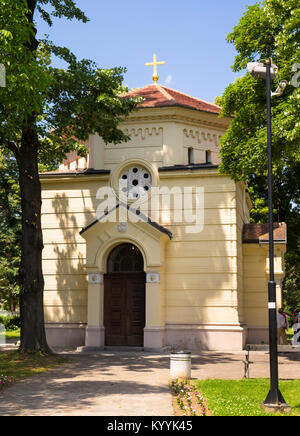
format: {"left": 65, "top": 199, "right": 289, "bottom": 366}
{"left": 0, "top": 1, "right": 141, "bottom": 350}
{"left": 37, "top": 0, "right": 89, "bottom": 26}
{"left": 2, "top": 329, "right": 20, "bottom": 341}
{"left": 217, "top": 0, "right": 300, "bottom": 181}
{"left": 0, "top": 156, "right": 21, "bottom": 312}
{"left": 217, "top": 0, "right": 300, "bottom": 311}
{"left": 0, "top": 315, "right": 21, "bottom": 331}
{"left": 0, "top": 0, "right": 141, "bottom": 161}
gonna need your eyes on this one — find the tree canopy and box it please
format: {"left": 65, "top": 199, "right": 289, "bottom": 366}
{"left": 0, "top": 0, "right": 140, "bottom": 352}
{"left": 216, "top": 0, "right": 300, "bottom": 313}
{"left": 0, "top": 155, "right": 20, "bottom": 313}
{"left": 216, "top": 0, "right": 299, "bottom": 181}
{"left": 0, "top": 0, "right": 140, "bottom": 162}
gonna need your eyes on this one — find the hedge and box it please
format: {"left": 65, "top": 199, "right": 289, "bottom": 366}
{"left": 0, "top": 315, "right": 21, "bottom": 331}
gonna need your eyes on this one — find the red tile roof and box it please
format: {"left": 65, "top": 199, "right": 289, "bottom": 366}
{"left": 123, "top": 84, "right": 221, "bottom": 114}
{"left": 243, "top": 223, "right": 287, "bottom": 243}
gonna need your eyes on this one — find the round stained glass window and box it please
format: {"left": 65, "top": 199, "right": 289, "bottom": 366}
{"left": 119, "top": 166, "right": 152, "bottom": 200}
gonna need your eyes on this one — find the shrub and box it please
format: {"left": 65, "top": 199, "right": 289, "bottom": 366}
{"left": 0, "top": 315, "right": 21, "bottom": 331}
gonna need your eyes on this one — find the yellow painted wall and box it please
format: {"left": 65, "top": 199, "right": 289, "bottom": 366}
{"left": 243, "top": 244, "right": 285, "bottom": 328}
{"left": 41, "top": 169, "right": 251, "bottom": 328}
{"left": 41, "top": 105, "right": 267, "bottom": 334}
{"left": 42, "top": 176, "right": 108, "bottom": 323}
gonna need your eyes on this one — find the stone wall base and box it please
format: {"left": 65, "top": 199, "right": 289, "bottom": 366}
{"left": 85, "top": 325, "right": 105, "bottom": 347}
{"left": 45, "top": 323, "right": 86, "bottom": 348}
{"left": 164, "top": 324, "right": 247, "bottom": 351}
{"left": 246, "top": 326, "right": 269, "bottom": 345}
{"left": 144, "top": 326, "right": 165, "bottom": 349}
{"left": 45, "top": 323, "right": 268, "bottom": 351}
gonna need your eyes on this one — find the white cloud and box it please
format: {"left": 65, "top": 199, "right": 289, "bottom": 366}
{"left": 164, "top": 74, "right": 172, "bottom": 85}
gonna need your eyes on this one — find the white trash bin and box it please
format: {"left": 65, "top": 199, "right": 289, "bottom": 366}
{"left": 170, "top": 351, "right": 191, "bottom": 379}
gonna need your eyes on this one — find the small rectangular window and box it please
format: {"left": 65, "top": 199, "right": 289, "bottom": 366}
{"left": 188, "top": 147, "right": 194, "bottom": 165}
{"left": 205, "top": 150, "right": 212, "bottom": 164}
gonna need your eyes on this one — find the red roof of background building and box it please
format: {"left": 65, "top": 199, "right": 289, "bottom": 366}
{"left": 123, "top": 84, "right": 221, "bottom": 114}
{"left": 243, "top": 223, "right": 287, "bottom": 243}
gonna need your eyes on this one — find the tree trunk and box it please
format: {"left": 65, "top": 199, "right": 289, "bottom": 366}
{"left": 15, "top": 122, "right": 51, "bottom": 354}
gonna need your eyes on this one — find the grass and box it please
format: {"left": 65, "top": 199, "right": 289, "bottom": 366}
{"left": 3, "top": 329, "right": 20, "bottom": 341}
{"left": 0, "top": 328, "right": 20, "bottom": 342}
{"left": 0, "top": 350, "right": 70, "bottom": 384}
{"left": 194, "top": 379, "right": 300, "bottom": 416}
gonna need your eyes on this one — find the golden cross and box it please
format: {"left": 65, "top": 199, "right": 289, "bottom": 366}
{"left": 144, "top": 53, "right": 165, "bottom": 83}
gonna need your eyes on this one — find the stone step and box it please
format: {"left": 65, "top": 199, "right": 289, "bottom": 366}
{"left": 76, "top": 345, "right": 172, "bottom": 354}
{"left": 246, "top": 344, "right": 300, "bottom": 352}
{"left": 104, "top": 346, "right": 144, "bottom": 352}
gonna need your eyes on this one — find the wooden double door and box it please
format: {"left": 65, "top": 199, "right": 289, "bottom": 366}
{"left": 104, "top": 273, "right": 146, "bottom": 346}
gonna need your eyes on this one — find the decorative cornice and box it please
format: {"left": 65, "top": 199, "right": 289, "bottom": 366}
{"left": 122, "top": 112, "right": 229, "bottom": 131}
{"left": 124, "top": 126, "right": 163, "bottom": 138}
{"left": 183, "top": 128, "right": 222, "bottom": 145}
{"left": 105, "top": 127, "right": 163, "bottom": 147}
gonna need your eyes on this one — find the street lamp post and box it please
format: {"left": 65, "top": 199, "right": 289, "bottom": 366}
{"left": 247, "top": 59, "right": 290, "bottom": 411}
{"left": 264, "top": 59, "right": 286, "bottom": 407}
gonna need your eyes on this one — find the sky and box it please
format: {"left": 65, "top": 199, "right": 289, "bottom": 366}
{"left": 36, "top": 0, "right": 259, "bottom": 103}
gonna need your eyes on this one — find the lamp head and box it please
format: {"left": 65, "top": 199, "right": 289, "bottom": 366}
{"left": 247, "top": 62, "right": 278, "bottom": 80}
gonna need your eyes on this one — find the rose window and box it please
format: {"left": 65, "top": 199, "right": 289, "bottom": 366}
{"left": 119, "top": 166, "right": 152, "bottom": 199}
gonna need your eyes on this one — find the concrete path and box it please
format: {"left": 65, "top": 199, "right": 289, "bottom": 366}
{"left": 190, "top": 349, "right": 300, "bottom": 380}
{"left": 0, "top": 348, "right": 299, "bottom": 416}
{"left": 0, "top": 350, "right": 174, "bottom": 416}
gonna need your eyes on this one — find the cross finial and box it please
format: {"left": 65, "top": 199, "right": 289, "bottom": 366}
{"left": 144, "top": 53, "right": 165, "bottom": 83}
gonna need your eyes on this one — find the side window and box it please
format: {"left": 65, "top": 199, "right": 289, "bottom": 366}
{"left": 188, "top": 147, "right": 194, "bottom": 165}
{"left": 205, "top": 150, "right": 212, "bottom": 164}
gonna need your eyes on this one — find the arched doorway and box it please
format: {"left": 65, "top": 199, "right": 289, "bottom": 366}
{"left": 104, "top": 243, "right": 146, "bottom": 346}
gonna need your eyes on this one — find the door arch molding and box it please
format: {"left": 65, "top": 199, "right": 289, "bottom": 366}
{"left": 82, "top": 219, "right": 169, "bottom": 349}
{"left": 104, "top": 243, "right": 146, "bottom": 346}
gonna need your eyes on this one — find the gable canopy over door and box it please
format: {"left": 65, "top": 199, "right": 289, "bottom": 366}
{"left": 80, "top": 207, "right": 171, "bottom": 349}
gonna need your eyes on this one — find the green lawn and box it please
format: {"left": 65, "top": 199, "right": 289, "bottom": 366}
{"left": 194, "top": 379, "right": 300, "bottom": 416}
{"left": 0, "top": 350, "right": 70, "bottom": 384}
{"left": 1, "top": 329, "right": 20, "bottom": 342}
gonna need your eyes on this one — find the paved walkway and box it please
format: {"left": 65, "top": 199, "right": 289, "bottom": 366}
{"left": 0, "top": 350, "right": 174, "bottom": 416}
{"left": 0, "top": 348, "right": 299, "bottom": 416}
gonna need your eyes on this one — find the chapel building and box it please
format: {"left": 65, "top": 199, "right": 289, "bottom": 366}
{"left": 40, "top": 83, "right": 287, "bottom": 351}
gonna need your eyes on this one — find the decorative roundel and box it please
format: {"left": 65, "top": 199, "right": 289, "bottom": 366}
{"left": 119, "top": 166, "right": 152, "bottom": 200}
